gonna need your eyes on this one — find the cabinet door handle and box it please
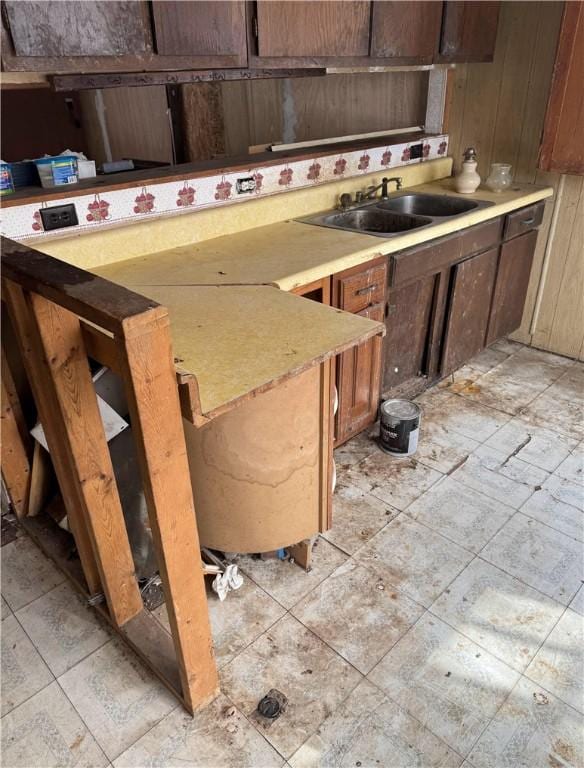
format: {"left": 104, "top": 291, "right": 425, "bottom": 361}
{"left": 355, "top": 283, "right": 379, "bottom": 296}
{"left": 521, "top": 217, "right": 535, "bottom": 225}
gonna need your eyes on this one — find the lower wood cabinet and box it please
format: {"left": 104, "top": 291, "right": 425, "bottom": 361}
{"left": 333, "top": 257, "right": 387, "bottom": 446}
{"left": 383, "top": 203, "right": 544, "bottom": 399}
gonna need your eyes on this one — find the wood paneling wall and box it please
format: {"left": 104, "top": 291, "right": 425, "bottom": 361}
{"left": 80, "top": 85, "right": 173, "bottom": 166}
{"left": 447, "top": 1, "right": 584, "bottom": 360}
{"left": 220, "top": 71, "right": 429, "bottom": 155}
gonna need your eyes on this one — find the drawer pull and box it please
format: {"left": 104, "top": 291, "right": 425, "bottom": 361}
{"left": 521, "top": 217, "right": 535, "bottom": 225}
{"left": 355, "top": 284, "right": 379, "bottom": 296}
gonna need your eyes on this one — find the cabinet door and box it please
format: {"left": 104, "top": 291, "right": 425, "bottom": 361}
{"left": 487, "top": 230, "right": 538, "bottom": 345}
{"left": 442, "top": 248, "right": 499, "bottom": 375}
{"left": 152, "top": 1, "right": 247, "bottom": 66}
{"left": 371, "top": 2, "right": 442, "bottom": 62}
{"left": 336, "top": 303, "right": 384, "bottom": 445}
{"left": 3, "top": 1, "right": 152, "bottom": 57}
{"left": 256, "top": 1, "right": 370, "bottom": 58}
{"left": 383, "top": 274, "right": 436, "bottom": 392}
{"left": 438, "top": 1, "right": 500, "bottom": 62}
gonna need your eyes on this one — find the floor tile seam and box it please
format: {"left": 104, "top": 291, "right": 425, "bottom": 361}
{"left": 363, "top": 466, "right": 446, "bottom": 509}
{"left": 426, "top": 560, "right": 569, "bottom": 676}
{"left": 473, "top": 548, "right": 577, "bottom": 608}
{"left": 228, "top": 631, "right": 367, "bottom": 764}
{"left": 1, "top": 576, "right": 67, "bottom": 615}
{"left": 347, "top": 510, "right": 475, "bottom": 607}
{"left": 321, "top": 516, "right": 400, "bottom": 560}
{"left": 9, "top": 678, "right": 112, "bottom": 764}
{"left": 513, "top": 413, "right": 584, "bottom": 444}
{"left": 396, "top": 504, "right": 482, "bottom": 558}
{"left": 521, "top": 667, "right": 584, "bottom": 717}
{"left": 402, "top": 466, "right": 519, "bottom": 516}
{"left": 460, "top": 672, "right": 531, "bottom": 762}
{"left": 424, "top": 603, "right": 533, "bottom": 677}
{"left": 14, "top": 597, "right": 113, "bottom": 680}
{"left": 217, "top": 690, "right": 291, "bottom": 766}
{"left": 362, "top": 670, "right": 466, "bottom": 762}
{"left": 1, "top": 677, "right": 56, "bottom": 721}
{"left": 516, "top": 499, "right": 584, "bottom": 544}
{"left": 445, "top": 465, "right": 537, "bottom": 510}
{"left": 59, "top": 665, "right": 182, "bottom": 764}
{"left": 479, "top": 507, "right": 584, "bottom": 552}
{"left": 6, "top": 610, "right": 56, "bottom": 680}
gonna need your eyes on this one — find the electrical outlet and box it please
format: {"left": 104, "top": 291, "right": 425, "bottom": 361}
{"left": 40, "top": 203, "right": 78, "bottom": 231}
{"left": 410, "top": 143, "right": 424, "bottom": 160}
{"left": 236, "top": 176, "right": 256, "bottom": 194}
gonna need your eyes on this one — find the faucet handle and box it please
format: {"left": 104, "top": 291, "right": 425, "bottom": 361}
{"left": 338, "top": 192, "right": 353, "bottom": 210}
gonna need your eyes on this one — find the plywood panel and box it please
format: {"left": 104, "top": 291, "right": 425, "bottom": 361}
{"left": 103, "top": 86, "right": 173, "bottom": 164}
{"left": 531, "top": 176, "right": 584, "bottom": 358}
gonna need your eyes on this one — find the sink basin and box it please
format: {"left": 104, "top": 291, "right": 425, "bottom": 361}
{"left": 296, "top": 190, "right": 494, "bottom": 238}
{"left": 376, "top": 193, "right": 481, "bottom": 217}
{"left": 318, "top": 209, "right": 432, "bottom": 236}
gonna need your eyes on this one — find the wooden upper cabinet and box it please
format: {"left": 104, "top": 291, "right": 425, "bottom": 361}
{"left": 2, "top": 0, "right": 152, "bottom": 57}
{"left": 255, "top": 1, "right": 370, "bottom": 59}
{"left": 438, "top": 1, "right": 501, "bottom": 62}
{"left": 152, "top": 1, "right": 247, "bottom": 65}
{"left": 539, "top": 2, "right": 584, "bottom": 175}
{"left": 371, "top": 1, "right": 442, "bottom": 63}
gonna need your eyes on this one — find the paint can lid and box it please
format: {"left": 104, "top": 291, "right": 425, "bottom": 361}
{"left": 380, "top": 399, "right": 420, "bottom": 420}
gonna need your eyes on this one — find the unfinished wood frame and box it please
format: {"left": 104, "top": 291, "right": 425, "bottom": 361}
{"left": 1, "top": 237, "right": 218, "bottom": 713}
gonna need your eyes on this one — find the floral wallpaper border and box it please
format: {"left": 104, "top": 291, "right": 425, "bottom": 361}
{"left": 1, "top": 135, "right": 448, "bottom": 241}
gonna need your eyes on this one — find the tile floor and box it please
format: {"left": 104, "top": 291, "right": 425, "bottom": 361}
{"left": 2, "top": 340, "right": 583, "bottom": 767}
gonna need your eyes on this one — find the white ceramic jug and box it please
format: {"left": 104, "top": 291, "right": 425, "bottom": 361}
{"left": 455, "top": 147, "right": 481, "bottom": 194}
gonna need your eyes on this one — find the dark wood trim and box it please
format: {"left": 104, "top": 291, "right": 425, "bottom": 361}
{"left": 51, "top": 67, "right": 327, "bottom": 91}
{"left": 1, "top": 239, "right": 164, "bottom": 334}
{"left": 538, "top": 1, "right": 583, "bottom": 174}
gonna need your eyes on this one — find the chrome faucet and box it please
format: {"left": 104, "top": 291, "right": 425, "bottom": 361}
{"left": 366, "top": 176, "right": 403, "bottom": 200}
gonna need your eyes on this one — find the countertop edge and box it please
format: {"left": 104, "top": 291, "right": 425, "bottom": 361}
{"left": 274, "top": 186, "right": 554, "bottom": 291}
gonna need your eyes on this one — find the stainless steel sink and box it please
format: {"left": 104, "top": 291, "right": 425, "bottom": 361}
{"left": 320, "top": 209, "right": 432, "bottom": 235}
{"left": 375, "top": 193, "right": 483, "bottom": 217}
{"left": 297, "top": 191, "right": 494, "bottom": 238}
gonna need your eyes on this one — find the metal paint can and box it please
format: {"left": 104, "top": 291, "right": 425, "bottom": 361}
{"left": 379, "top": 399, "right": 421, "bottom": 456}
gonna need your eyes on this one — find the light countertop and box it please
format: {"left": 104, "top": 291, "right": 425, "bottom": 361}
{"left": 95, "top": 178, "right": 553, "bottom": 293}
{"left": 122, "top": 284, "right": 382, "bottom": 418}
{"left": 92, "top": 177, "right": 553, "bottom": 419}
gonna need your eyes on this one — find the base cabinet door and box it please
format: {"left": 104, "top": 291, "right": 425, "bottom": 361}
{"left": 336, "top": 303, "right": 384, "bottom": 444}
{"left": 441, "top": 247, "right": 499, "bottom": 375}
{"left": 487, "top": 229, "right": 539, "bottom": 345}
{"left": 383, "top": 274, "right": 436, "bottom": 392}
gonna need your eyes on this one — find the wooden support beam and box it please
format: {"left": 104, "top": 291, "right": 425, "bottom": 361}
{"left": 2, "top": 240, "right": 164, "bottom": 335}
{"left": 51, "top": 68, "right": 327, "bottom": 92}
{"left": 24, "top": 291, "right": 144, "bottom": 628}
{"left": 3, "top": 281, "right": 103, "bottom": 596}
{"left": 118, "top": 311, "right": 219, "bottom": 713}
{"left": 1, "top": 364, "right": 30, "bottom": 517}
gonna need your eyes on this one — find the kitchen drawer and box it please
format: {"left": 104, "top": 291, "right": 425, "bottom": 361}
{"left": 390, "top": 217, "right": 503, "bottom": 287}
{"left": 504, "top": 201, "right": 545, "bottom": 240}
{"left": 337, "top": 261, "right": 387, "bottom": 313}
{"left": 460, "top": 217, "right": 503, "bottom": 256}
{"left": 390, "top": 235, "right": 460, "bottom": 287}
